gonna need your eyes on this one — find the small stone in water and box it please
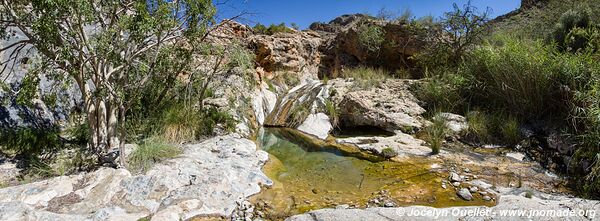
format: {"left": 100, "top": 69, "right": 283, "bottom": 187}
{"left": 457, "top": 188, "right": 473, "bottom": 201}
{"left": 452, "top": 182, "right": 461, "bottom": 187}
{"left": 483, "top": 196, "right": 492, "bottom": 201}
{"left": 449, "top": 172, "right": 462, "bottom": 182}
{"left": 464, "top": 168, "right": 471, "bottom": 173}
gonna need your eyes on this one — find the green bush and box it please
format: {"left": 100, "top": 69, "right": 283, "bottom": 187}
{"left": 465, "top": 111, "right": 490, "bottom": 143}
{"left": 324, "top": 99, "right": 339, "bottom": 128}
{"left": 0, "top": 127, "right": 62, "bottom": 156}
{"left": 128, "top": 138, "right": 182, "bottom": 173}
{"left": 462, "top": 37, "right": 558, "bottom": 120}
{"left": 552, "top": 9, "right": 591, "bottom": 52}
{"left": 357, "top": 24, "right": 385, "bottom": 53}
{"left": 413, "top": 69, "right": 467, "bottom": 113}
{"left": 500, "top": 117, "right": 522, "bottom": 145}
{"left": 253, "top": 23, "right": 294, "bottom": 35}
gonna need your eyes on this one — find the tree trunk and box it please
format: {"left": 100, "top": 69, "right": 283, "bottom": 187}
{"left": 85, "top": 95, "right": 120, "bottom": 158}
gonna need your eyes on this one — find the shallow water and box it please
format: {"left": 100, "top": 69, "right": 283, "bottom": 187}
{"left": 251, "top": 128, "right": 494, "bottom": 218}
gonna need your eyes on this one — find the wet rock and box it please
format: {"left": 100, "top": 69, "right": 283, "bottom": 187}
{"left": 483, "top": 196, "right": 492, "bottom": 201}
{"left": 457, "top": 188, "right": 473, "bottom": 201}
{"left": 452, "top": 182, "right": 461, "bottom": 187}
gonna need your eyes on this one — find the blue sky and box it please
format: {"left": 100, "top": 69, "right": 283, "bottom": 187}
{"left": 216, "top": 0, "right": 521, "bottom": 29}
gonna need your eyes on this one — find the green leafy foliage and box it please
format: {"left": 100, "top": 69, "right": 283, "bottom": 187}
{"left": 412, "top": 70, "right": 467, "bottom": 113}
{"left": 0, "top": 127, "right": 62, "bottom": 157}
{"left": 381, "top": 147, "right": 398, "bottom": 158}
{"left": 253, "top": 23, "right": 294, "bottom": 35}
{"left": 357, "top": 24, "right": 386, "bottom": 53}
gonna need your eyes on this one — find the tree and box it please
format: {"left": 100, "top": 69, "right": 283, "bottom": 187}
{"left": 432, "top": 0, "right": 490, "bottom": 64}
{"left": 0, "top": 0, "right": 216, "bottom": 163}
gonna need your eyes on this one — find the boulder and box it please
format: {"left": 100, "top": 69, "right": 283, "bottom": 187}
{"left": 297, "top": 113, "right": 333, "bottom": 140}
{"left": 333, "top": 79, "right": 426, "bottom": 133}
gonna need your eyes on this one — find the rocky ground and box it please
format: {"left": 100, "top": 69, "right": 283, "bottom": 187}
{"left": 0, "top": 134, "right": 271, "bottom": 221}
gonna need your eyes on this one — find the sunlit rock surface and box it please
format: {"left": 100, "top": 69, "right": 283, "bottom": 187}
{"left": 0, "top": 134, "right": 271, "bottom": 220}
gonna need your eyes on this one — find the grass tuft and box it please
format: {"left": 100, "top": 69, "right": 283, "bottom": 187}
{"left": 425, "top": 116, "right": 448, "bottom": 154}
{"left": 341, "top": 67, "right": 389, "bottom": 89}
{"left": 128, "top": 138, "right": 182, "bottom": 173}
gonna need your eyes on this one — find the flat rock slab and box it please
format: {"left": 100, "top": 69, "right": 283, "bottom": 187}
{"left": 0, "top": 134, "right": 271, "bottom": 221}
{"left": 287, "top": 195, "right": 600, "bottom": 221}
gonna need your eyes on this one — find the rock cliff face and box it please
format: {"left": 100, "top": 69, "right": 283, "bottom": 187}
{"left": 249, "top": 31, "right": 323, "bottom": 79}
{"left": 313, "top": 15, "right": 425, "bottom": 78}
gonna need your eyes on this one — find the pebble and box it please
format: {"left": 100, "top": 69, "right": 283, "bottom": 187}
{"left": 464, "top": 168, "right": 471, "bottom": 173}
{"left": 452, "top": 182, "right": 461, "bottom": 187}
{"left": 384, "top": 202, "right": 395, "bottom": 207}
{"left": 442, "top": 184, "right": 447, "bottom": 189}
{"left": 469, "top": 186, "right": 479, "bottom": 193}
{"left": 483, "top": 196, "right": 492, "bottom": 201}
{"left": 457, "top": 188, "right": 473, "bottom": 201}
{"left": 479, "top": 191, "right": 488, "bottom": 196}
{"left": 449, "top": 172, "right": 462, "bottom": 182}
{"left": 336, "top": 204, "right": 350, "bottom": 209}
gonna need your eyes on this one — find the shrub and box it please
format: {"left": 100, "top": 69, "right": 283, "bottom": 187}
{"left": 552, "top": 9, "right": 591, "bottom": 52}
{"left": 0, "top": 127, "right": 62, "bottom": 157}
{"left": 465, "top": 111, "right": 490, "bottom": 143}
{"left": 462, "top": 37, "right": 558, "bottom": 120}
{"left": 162, "top": 105, "right": 200, "bottom": 143}
{"left": 426, "top": 116, "right": 448, "bottom": 154}
{"left": 413, "top": 69, "right": 467, "bottom": 113}
{"left": 501, "top": 117, "right": 522, "bottom": 145}
{"left": 253, "top": 23, "right": 294, "bottom": 35}
{"left": 357, "top": 24, "right": 385, "bottom": 53}
{"left": 324, "top": 99, "right": 339, "bottom": 128}
{"left": 341, "top": 67, "right": 388, "bottom": 89}
{"left": 128, "top": 138, "right": 182, "bottom": 173}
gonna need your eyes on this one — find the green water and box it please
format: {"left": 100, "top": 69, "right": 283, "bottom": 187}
{"left": 253, "top": 128, "right": 494, "bottom": 218}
